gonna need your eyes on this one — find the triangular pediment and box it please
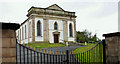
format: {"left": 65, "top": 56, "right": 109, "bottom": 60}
{"left": 47, "top": 4, "right": 64, "bottom": 11}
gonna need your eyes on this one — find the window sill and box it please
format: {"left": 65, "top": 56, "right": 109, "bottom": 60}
{"left": 54, "top": 29, "right": 58, "bottom": 30}
{"left": 69, "top": 36, "right": 74, "bottom": 38}
{"left": 36, "top": 36, "right": 43, "bottom": 37}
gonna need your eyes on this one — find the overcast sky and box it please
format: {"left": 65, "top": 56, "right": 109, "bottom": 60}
{"left": 0, "top": 0, "right": 119, "bottom": 39}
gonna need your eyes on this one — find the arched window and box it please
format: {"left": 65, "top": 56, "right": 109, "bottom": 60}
{"left": 25, "top": 25, "right": 26, "bottom": 39}
{"left": 54, "top": 22, "right": 58, "bottom": 30}
{"left": 20, "top": 29, "right": 21, "bottom": 40}
{"left": 37, "top": 21, "right": 41, "bottom": 36}
{"left": 18, "top": 31, "right": 19, "bottom": 40}
{"left": 69, "top": 23, "right": 73, "bottom": 37}
{"left": 22, "top": 27, "right": 24, "bottom": 40}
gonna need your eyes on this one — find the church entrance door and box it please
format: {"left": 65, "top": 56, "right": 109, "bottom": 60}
{"left": 54, "top": 34, "right": 59, "bottom": 43}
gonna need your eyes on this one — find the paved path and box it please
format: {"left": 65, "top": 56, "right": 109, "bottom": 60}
{"left": 42, "top": 45, "right": 85, "bottom": 52}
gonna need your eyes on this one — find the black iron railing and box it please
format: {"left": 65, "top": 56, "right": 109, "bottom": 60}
{"left": 16, "top": 41, "right": 103, "bottom": 64}
{"left": 70, "top": 42, "right": 103, "bottom": 64}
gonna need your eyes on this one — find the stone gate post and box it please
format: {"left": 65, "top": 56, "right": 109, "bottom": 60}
{"left": 0, "top": 22, "right": 20, "bottom": 64}
{"left": 103, "top": 32, "right": 120, "bottom": 64}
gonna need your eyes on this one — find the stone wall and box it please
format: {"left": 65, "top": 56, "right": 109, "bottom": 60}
{"left": 0, "top": 23, "right": 20, "bottom": 63}
{"left": 73, "top": 19, "right": 76, "bottom": 43}
{"left": 63, "top": 20, "right": 68, "bottom": 42}
{"left": 103, "top": 32, "right": 120, "bottom": 64}
{"left": 32, "top": 17, "right": 35, "bottom": 43}
{"left": 43, "top": 18, "right": 49, "bottom": 42}
{"left": 1, "top": 29, "right": 16, "bottom": 63}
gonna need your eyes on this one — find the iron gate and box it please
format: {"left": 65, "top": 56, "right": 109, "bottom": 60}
{"left": 16, "top": 42, "right": 103, "bottom": 64}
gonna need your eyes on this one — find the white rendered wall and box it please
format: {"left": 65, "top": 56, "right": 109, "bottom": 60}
{"left": 35, "top": 17, "right": 44, "bottom": 41}
{"left": 49, "top": 20, "right": 64, "bottom": 43}
{"left": 16, "top": 19, "right": 33, "bottom": 44}
{"left": 22, "top": 21, "right": 29, "bottom": 44}
{"left": 28, "top": 19, "right": 32, "bottom": 43}
{"left": 67, "top": 21, "right": 75, "bottom": 42}
{"left": 16, "top": 18, "right": 75, "bottom": 44}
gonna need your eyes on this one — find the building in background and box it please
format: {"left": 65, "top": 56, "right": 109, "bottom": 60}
{"left": 16, "top": 4, "right": 76, "bottom": 43}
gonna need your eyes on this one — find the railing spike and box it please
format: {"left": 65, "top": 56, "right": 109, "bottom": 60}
{"left": 40, "top": 49, "right": 42, "bottom": 53}
{"left": 61, "top": 51, "right": 62, "bottom": 54}
{"left": 64, "top": 51, "right": 65, "bottom": 54}
{"left": 43, "top": 49, "right": 45, "bottom": 53}
{"left": 23, "top": 42, "right": 25, "bottom": 46}
{"left": 19, "top": 40, "right": 21, "bottom": 44}
{"left": 50, "top": 50, "right": 51, "bottom": 54}
{"left": 37, "top": 48, "right": 38, "bottom": 51}
{"left": 56, "top": 51, "right": 57, "bottom": 54}
{"left": 47, "top": 49, "right": 48, "bottom": 54}
{"left": 53, "top": 50, "right": 54, "bottom": 54}
{"left": 34, "top": 48, "right": 35, "bottom": 50}
{"left": 26, "top": 44, "right": 28, "bottom": 47}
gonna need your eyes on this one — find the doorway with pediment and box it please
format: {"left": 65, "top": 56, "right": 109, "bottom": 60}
{"left": 53, "top": 31, "right": 60, "bottom": 43}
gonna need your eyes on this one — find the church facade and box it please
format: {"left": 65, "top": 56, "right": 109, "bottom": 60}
{"left": 16, "top": 4, "right": 77, "bottom": 44}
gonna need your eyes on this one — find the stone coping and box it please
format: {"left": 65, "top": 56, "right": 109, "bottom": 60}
{"left": 0, "top": 22, "right": 20, "bottom": 30}
{"left": 103, "top": 32, "right": 120, "bottom": 37}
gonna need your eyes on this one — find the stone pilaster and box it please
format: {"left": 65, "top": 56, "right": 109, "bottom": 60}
{"left": 1, "top": 23, "right": 20, "bottom": 63}
{"left": 2, "top": 30, "right": 16, "bottom": 63}
{"left": 73, "top": 19, "right": 76, "bottom": 43}
{"left": 28, "top": 22, "right": 29, "bottom": 43}
{"left": 32, "top": 17, "right": 35, "bottom": 43}
{"left": 43, "top": 18, "right": 49, "bottom": 42}
{"left": 103, "top": 32, "right": 120, "bottom": 64}
{"left": 63, "top": 20, "right": 68, "bottom": 42}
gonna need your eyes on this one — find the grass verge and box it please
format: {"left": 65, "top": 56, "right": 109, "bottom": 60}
{"left": 26, "top": 43, "right": 65, "bottom": 49}
{"left": 73, "top": 43, "right": 103, "bottom": 63}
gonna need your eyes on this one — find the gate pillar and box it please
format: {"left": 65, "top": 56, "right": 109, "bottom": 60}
{"left": 103, "top": 32, "right": 120, "bottom": 64}
{"left": 0, "top": 23, "right": 20, "bottom": 64}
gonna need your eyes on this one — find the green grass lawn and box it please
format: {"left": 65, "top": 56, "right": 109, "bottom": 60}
{"left": 73, "top": 43, "right": 97, "bottom": 53}
{"left": 26, "top": 43, "right": 65, "bottom": 49}
{"left": 73, "top": 43, "right": 103, "bottom": 63}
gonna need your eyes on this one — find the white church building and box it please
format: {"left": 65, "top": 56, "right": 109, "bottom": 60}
{"left": 16, "top": 4, "right": 77, "bottom": 44}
